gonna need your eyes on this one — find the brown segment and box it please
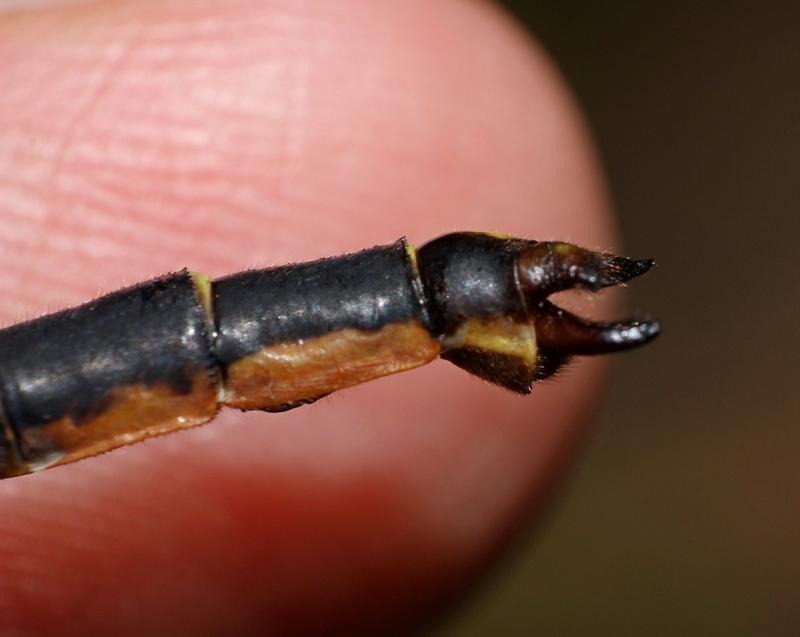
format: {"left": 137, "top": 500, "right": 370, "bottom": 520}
{"left": 0, "top": 399, "right": 23, "bottom": 475}
{"left": 4, "top": 372, "right": 218, "bottom": 478}
{"left": 221, "top": 320, "right": 441, "bottom": 411}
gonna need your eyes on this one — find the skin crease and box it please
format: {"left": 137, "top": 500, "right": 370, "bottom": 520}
{"left": 0, "top": 1, "right": 617, "bottom": 635}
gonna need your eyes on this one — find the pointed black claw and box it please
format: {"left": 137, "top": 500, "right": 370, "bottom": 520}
{"left": 596, "top": 255, "right": 656, "bottom": 289}
{"left": 534, "top": 301, "right": 661, "bottom": 355}
{"left": 518, "top": 242, "right": 656, "bottom": 299}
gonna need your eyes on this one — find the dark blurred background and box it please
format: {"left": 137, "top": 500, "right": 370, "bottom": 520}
{"left": 434, "top": 2, "right": 800, "bottom": 635}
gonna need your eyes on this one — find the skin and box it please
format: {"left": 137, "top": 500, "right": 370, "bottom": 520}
{"left": 0, "top": 1, "right": 616, "bottom": 635}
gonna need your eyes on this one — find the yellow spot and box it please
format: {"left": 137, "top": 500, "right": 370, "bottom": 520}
{"left": 189, "top": 271, "right": 214, "bottom": 325}
{"left": 404, "top": 242, "right": 420, "bottom": 269}
{"left": 443, "top": 316, "right": 537, "bottom": 366}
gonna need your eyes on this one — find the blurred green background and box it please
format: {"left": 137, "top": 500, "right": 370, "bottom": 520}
{"left": 433, "top": 2, "right": 800, "bottom": 636}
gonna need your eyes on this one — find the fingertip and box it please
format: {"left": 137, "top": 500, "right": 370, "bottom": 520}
{"left": 0, "top": 1, "right": 615, "bottom": 634}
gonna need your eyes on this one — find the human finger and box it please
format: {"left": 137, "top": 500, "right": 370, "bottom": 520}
{"left": 0, "top": 1, "right": 615, "bottom": 635}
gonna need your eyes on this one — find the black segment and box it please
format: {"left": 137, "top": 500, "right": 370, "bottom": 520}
{"left": 0, "top": 434, "right": 14, "bottom": 473}
{"left": 442, "top": 348, "right": 536, "bottom": 394}
{"left": 0, "top": 271, "right": 215, "bottom": 457}
{"left": 213, "top": 241, "right": 426, "bottom": 367}
{"left": 416, "top": 233, "right": 529, "bottom": 336}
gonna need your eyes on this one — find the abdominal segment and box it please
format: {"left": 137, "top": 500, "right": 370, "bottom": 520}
{"left": 0, "top": 271, "right": 218, "bottom": 477}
